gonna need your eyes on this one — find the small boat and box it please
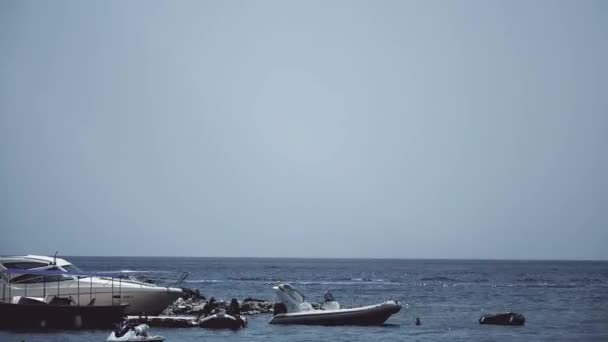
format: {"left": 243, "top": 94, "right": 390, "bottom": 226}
{"left": 107, "top": 321, "right": 165, "bottom": 342}
{"left": 198, "top": 311, "right": 247, "bottom": 329}
{"left": 268, "top": 284, "right": 401, "bottom": 326}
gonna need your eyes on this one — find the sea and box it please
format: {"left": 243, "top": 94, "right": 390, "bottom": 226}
{"left": 1, "top": 257, "right": 607, "bottom": 341}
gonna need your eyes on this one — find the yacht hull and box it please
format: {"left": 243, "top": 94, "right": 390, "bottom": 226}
{"left": 0, "top": 255, "right": 184, "bottom": 316}
{"left": 0, "top": 302, "right": 127, "bottom": 329}
{"left": 2, "top": 282, "right": 182, "bottom": 315}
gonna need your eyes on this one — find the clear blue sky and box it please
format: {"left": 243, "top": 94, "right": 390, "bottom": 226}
{"left": 1, "top": 0, "right": 606, "bottom": 259}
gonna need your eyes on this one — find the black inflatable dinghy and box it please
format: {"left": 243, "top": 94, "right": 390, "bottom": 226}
{"left": 479, "top": 312, "right": 525, "bottom": 326}
{"left": 198, "top": 312, "right": 247, "bottom": 329}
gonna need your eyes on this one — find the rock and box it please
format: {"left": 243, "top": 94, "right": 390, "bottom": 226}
{"left": 479, "top": 312, "right": 525, "bottom": 326}
{"left": 180, "top": 288, "right": 205, "bottom": 301}
{"left": 189, "top": 303, "right": 207, "bottom": 315}
{"left": 239, "top": 299, "right": 275, "bottom": 314}
{"left": 240, "top": 302, "right": 256, "bottom": 312}
{"left": 243, "top": 298, "right": 266, "bottom": 302}
{"left": 160, "top": 290, "right": 279, "bottom": 317}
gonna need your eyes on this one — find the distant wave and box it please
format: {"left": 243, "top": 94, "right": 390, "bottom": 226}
{"left": 226, "top": 276, "right": 398, "bottom": 285}
{"left": 498, "top": 283, "right": 577, "bottom": 289}
{"left": 229, "top": 277, "right": 282, "bottom": 282}
{"left": 473, "top": 278, "right": 490, "bottom": 283}
{"left": 569, "top": 278, "right": 605, "bottom": 284}
{"left": 184, "top": 279, "right": 223, "bottom": 284}
{"left": 517, "top": 277, "right": 552, "bottom": 283}
{"left": 525, "top": 283, "right": 576, "bottom": 289}
{"left": 293, "top": 280, "right": 402, "bottom": 286}
{"left": 420, "top": 276, "right": 458, "bottom": 282}
{"left": 91, "top": 269, "right": 177, "bottom": 274}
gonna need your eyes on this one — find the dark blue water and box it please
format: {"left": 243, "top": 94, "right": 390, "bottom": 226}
{"left": 2, "top": 257, "right": 607, "bottom": 341}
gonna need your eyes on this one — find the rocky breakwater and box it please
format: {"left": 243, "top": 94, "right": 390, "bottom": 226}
{"left": 161, "top": 289, "right": 276, "bottom": 316}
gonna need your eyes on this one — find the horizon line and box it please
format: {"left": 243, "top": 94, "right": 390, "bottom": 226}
{"left": 57, "top": 255, "right": 608, "bottom": 262}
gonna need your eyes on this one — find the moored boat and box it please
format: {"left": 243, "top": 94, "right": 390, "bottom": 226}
{"left": 0, "top": 255, "right": 184, "bottom": 315}
{"left": 198, "top": 312, "right": 247, "bottom": 329}
{"left": 268, "top": 283, "right": 401, "bottom": 326}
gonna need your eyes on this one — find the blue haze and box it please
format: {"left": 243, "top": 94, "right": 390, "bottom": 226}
{"left": 0, "top": 1, "right": 607, "bottom": 259}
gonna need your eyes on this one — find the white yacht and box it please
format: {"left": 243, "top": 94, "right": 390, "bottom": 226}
{"left": 0, "top": 255, "right": 183, "bottom": 315}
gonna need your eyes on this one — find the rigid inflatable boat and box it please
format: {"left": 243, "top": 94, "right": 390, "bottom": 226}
{"left": 268, "top": 284, "right": 401, "bottom": 326}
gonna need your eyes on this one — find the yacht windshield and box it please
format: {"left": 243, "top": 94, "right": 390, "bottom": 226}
{"left": 281, "top": 284, "right": 306, "bottom": 303}
{"left": 2, "top": 261, "right": 48, "bottom": 270}
{"left": 61, "top": 264, "right": 86, "bottom": 279}
{"left": 11, "top": 273, "right": 73, "bottom": 284}
{"left": 62, "top": 265, "right": 83, "bottom": 273}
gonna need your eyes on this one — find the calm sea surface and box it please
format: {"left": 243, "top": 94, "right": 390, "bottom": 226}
{"left": 1, "top": 257, "right": 607, "bottom": 341}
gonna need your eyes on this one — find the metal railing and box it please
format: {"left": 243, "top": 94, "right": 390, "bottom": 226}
{"left": 1, "top": 268, "right": 127, "bottom": 306}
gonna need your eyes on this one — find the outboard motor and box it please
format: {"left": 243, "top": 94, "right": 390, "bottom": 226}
{"left": 273, "top": 302, "right": 287, "bottom": 315}
{"left": 227, "top": 298, "right": 241, "bottom": 316}
{"left": 321, "top": 290, "right": 341, "bottom": 311}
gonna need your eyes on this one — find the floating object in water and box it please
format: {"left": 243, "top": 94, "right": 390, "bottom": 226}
{"left": 198, "top": 311, "right": 247, "bottom": 329}
{"left": 107, "top": 321, "right": 165, "bottom": 341}
{"left": 415, "top": 317, "right": 421, "bottom": 325}
{"left": 268, "top": 283, "right": 401, "bottom": 326}
{"left": 479, "top": 312, "right": 525, "bottom": 326}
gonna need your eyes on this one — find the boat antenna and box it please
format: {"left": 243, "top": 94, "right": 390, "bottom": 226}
{"left": 175, "top": 272, "right": 189, "bottom": 286}
{"left": 52, "top": 251, "right": 58, "bottom": 266}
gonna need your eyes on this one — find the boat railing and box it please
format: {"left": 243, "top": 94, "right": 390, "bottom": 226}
{"left": 0, "top": 268, "right": 129, "bottom": 306}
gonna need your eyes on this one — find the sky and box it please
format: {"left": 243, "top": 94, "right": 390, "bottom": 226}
{"left": 0, "top": 0, "right": 607, "bottom": 260}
